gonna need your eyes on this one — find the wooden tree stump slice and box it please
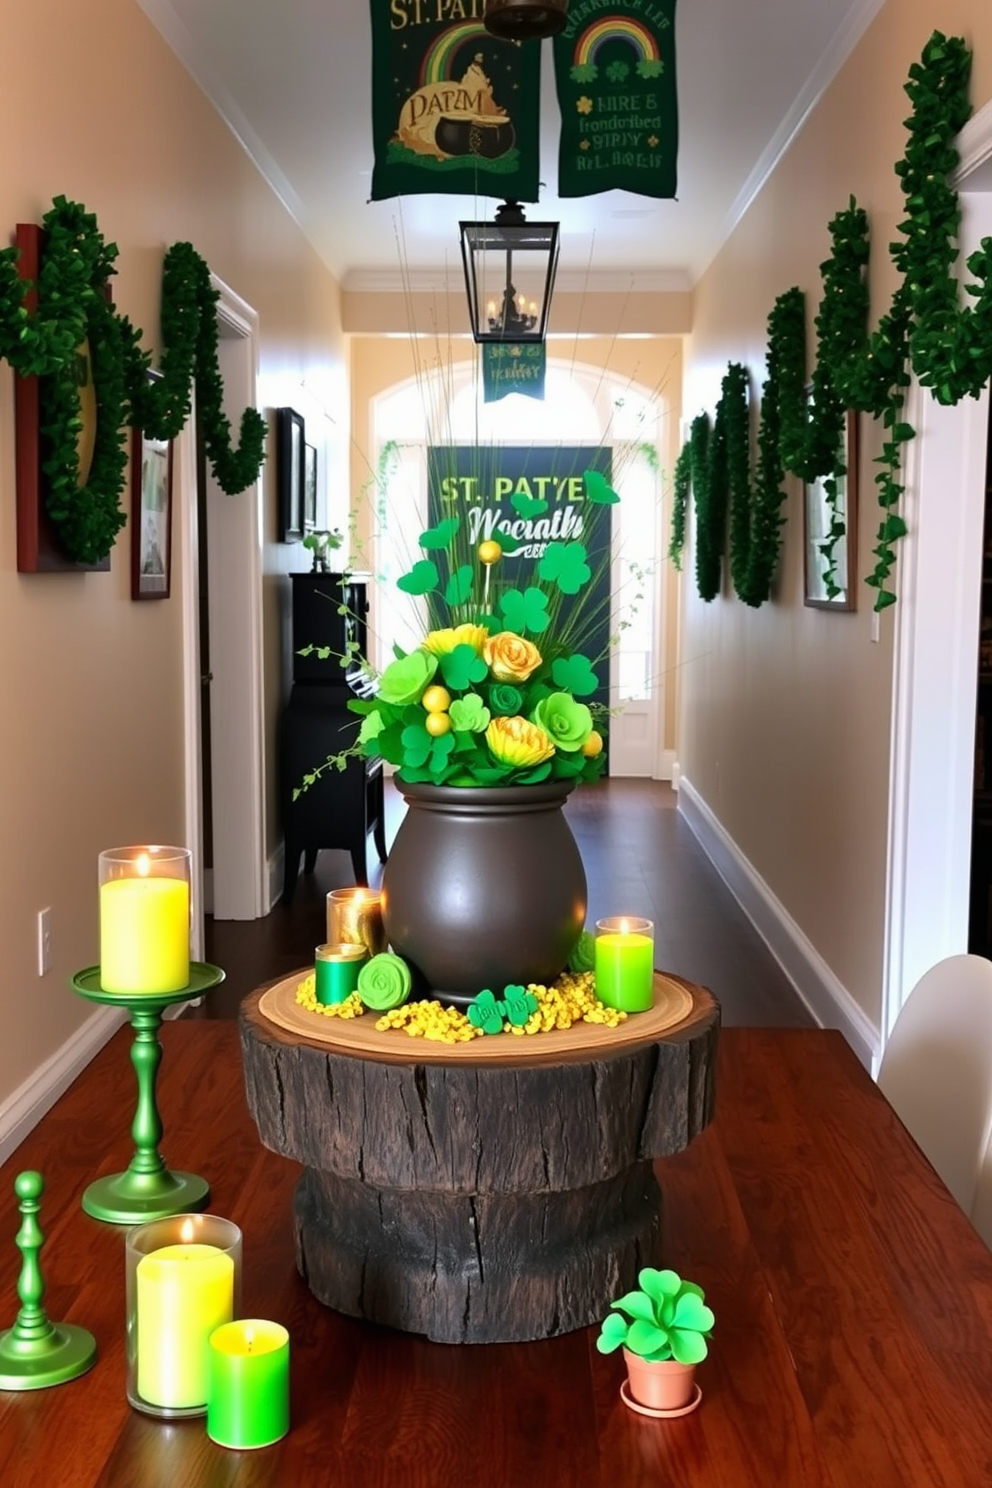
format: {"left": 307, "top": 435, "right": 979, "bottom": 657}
{"left": 240, "top": 975, "right": 719, "bottom": 1344}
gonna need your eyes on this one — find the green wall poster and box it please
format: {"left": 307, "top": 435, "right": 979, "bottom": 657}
{"left": 370, "top": 1, "right": 541, "bottom": 202}
{"left": 553, "top": 0, "right": 677, "bottom": 199}
{"left": 482, "top": 343, "right": 547, "bottom": 402}
{"left": 427, "top": 445, "right": 613, "bottom": 720}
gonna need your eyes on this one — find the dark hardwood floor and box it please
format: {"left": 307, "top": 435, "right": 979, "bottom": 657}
{"left": 200, "top": 777, "right": 812, "bottom": 1027}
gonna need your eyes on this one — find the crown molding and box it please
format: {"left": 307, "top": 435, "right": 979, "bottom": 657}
{"left": 955, "top": 98, "right": 992, "bottom": 190}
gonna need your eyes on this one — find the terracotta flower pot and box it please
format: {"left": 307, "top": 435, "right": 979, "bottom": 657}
{"left": 622, "top": 1349, "right": 697, "bottom": 1413}
{"left": 381, "top": 779, "right": 586, "bottom": 1001}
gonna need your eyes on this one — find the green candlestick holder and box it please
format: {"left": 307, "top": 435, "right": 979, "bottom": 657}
{"left": 0, "top": 1171, "right": 96, "bottom": 1389}
{"left": 70, "top": 962, "right": 225, "bottom": 1225}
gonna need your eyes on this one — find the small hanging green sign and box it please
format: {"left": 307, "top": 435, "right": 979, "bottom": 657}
{"left": 553, "top": 0, "right": 678, "bottom": 200}
{"left": 482, "top": 342, "right": 547, "bottom": 402}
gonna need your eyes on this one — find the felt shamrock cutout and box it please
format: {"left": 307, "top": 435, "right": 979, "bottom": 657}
{"left": 499, "top": 587, "right": 550, "bottom": 636}
{"left": 419, "top": 516, "right": 460, "bottom": 550}
{"left": 440, "top": 643, "right": 488, "bottom": 693}
{"left": 511, "top": 492, "right": 549, "bottom": 519}
{"left": 444, "top": 564, "right": 475, "bottom": 606}
{"left": 426, "top": 732, "right": 456, "bottom": 776}
{"left": 397, "top": 559, "right": 439, "bottom": 595}
{"left": 400, "top": 722, "right": 435, "bottom": 770}
{"left": 552, "top": 653, "right": 599, "bottom": 697}
{"left": 449, "top": 695, "right": 490, "bottom": 733}
{"left": 539, "top": 541, "right": 591, "bottom": 595}
{"left": 583, "top": 469, "right": 620, "bottom": 505}
{"left": 502, "top": 985, "right": 538, "bottom": 1026}
{"left": 467, "top": 990, "right": 505, "bottom": 1035}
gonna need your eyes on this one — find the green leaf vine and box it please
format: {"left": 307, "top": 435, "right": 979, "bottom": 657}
{"left": 0, "top": 196, "right": 266, "bottom": 565}
{"left": 670, "top": 30, "right": 991, "bottom": 612}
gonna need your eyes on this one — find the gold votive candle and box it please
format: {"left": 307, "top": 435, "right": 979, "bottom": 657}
{"left": 326, "top": 888, "right": 386, "bottom": 955}
{"left": 315, "top": 943, "right": 367, "bottom": 1004}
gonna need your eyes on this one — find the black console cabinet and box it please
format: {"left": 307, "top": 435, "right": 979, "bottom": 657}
{"left": 280, "top": 573, "right": 386, "bottom": 904}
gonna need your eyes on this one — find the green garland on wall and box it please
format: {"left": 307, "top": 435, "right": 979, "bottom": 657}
{"left": 670, "top": 30, "right": 991, "bottom": 612}
{"left": 0, "top": 196, "right": 267, "bottom": 565}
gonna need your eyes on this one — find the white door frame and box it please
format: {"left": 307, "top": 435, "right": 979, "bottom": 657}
{"left": 181, "top": 275, "right": 266, "bottom": 942}
{"left": 880, "top": 101, "right": 992, "bottom": 1048}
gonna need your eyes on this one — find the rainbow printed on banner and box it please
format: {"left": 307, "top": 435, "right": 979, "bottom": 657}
{"left": 553, "top": 0, "right": 678, "bottom": 200}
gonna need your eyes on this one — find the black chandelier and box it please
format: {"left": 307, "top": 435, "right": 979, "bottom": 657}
{"left": 483, "top": 0, "right": 568, "bottom": 41}
{"left": 459, "top": 201, "right": 560, "bottom": 345}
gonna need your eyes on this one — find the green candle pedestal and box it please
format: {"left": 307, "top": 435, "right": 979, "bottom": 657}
{"left": 70, "top": 963, "right": 225, "bottom": 1225}
{"left": 0, "top": 1171, "right": 97, "bottom": 1390}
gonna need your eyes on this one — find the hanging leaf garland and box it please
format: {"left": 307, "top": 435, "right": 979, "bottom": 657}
{"left": 674, "top": 30, "right": 992, "bottom": 612}
{"left": 0, "top": 197, "right": 266, "bottom": 565}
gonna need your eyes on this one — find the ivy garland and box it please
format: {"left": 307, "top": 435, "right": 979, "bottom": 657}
{"left": 0, "top": 196, "right": 267, "bottom": 565}
{"left": 670, "top": 31, "right": 992, "bottom": 612}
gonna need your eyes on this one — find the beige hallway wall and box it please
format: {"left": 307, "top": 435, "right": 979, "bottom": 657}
{"left": 0, "top": 0, "right": 345, "bottom": 1113}
{"left": 680, "top": 1, "right": 992, "bottom": 1032}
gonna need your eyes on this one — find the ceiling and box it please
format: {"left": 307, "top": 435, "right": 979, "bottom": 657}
{"left": 137, "top": 0, "right": 883, "bottom": 292}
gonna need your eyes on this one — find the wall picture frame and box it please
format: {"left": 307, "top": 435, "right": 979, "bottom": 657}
{"left": 804, "top": 409, "right": 859, "bottom": 611}
{"left": 304, "top": 442, "right": 318, "bottom": 533}
{"left": 131, "top": 386, "right": 173, "bottom": 600}
{"left": 278, "top": 407, "right": 305, "bottom": 542}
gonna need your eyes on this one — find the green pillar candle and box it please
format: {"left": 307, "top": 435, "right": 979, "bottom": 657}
{"left": 594, "top": 917, "right": 655, "bottom": 1012}
{"left": 207, "top": 1319, "right": 289, "bottom": 1449}
{"left": 314, "top": 944, "right": 367, "bottom": 1004}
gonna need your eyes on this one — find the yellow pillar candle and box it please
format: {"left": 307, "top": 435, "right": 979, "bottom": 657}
{"left": 136, "top": 1243, "right": 234, "bottom": 1409}
{"left": 99, "top": 845, "right": 191, "bottom": 994}
{"left": 594, "top": 916, "right": 655, "bottom": 1012}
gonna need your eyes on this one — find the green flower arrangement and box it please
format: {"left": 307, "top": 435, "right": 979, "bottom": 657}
{"left": 305, "top": 468, "right": 619, "bottom": 792}
{"left": 597, "top": 1269, "right": 715, "bottom": 1364}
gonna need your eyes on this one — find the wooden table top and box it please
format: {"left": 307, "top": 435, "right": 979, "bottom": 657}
{"left": 1, "top": 1021, "right": 991, "bottom": 1487}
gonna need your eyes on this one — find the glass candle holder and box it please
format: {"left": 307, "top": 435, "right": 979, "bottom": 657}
{"left": 594, "top": 916, "right": 655, "bottom": 1012}
{"left": 99, "top": 845, "right": 192, "bottom": 994}
{"left": 125, "top": 1212, "right": 242, "bottom": 1418}
{"left": 315, "top": 943, "right": 367, "bottom": 1004}
{"left": 207, "top": 1320, "right": 290, "bottom": 1449}
{"left": 326, "top": 887, "right": 386, "bottom": 956}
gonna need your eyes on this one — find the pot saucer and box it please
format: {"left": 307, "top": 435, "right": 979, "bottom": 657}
{"left": 620, "top": 1379, "right": 702, "bottom": 1419}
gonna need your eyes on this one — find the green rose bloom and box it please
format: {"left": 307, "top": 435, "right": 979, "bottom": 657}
{"left": 530, "top": 692, "right": 593, "bottom": 753}
{"left": 449, "top": 694, "right": 491, "bottom": 733}
{"left": 357, "top": 953, "right": 413, "bottom": 1010}
{"left": 568, "top": 929, "right": 595, "bottom": 973}
{"left": 489, "top": 683, "right": 523, "bottom": 716}
{"left": 377, "top": 649, "right": 438, "bottom": 706}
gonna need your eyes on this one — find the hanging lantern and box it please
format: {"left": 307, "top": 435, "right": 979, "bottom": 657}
{"left": 483, "top": 0, "right": 568, "bottom": 40}
{"left": 460, "top": 201, "right": 560, "bottom": 345}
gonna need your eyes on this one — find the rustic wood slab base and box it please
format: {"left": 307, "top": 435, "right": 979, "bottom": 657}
{"left": 240, "top": 973, "right": 719, "bottom": 1344}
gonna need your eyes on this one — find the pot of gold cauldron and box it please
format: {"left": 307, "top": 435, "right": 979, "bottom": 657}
{"left": 435, "top": 113, "right": 515, "bottom": 160}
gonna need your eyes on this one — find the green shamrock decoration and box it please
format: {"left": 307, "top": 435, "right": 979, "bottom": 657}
{"left": 583, "top": 469, "right": 620, "bottom": 505}
{"left": 449, "top": 695, "right": 490, "bottom": 733}
{"left": 419, "top": 517, "right": 460, "bottom": 550}
{"left": 440, "top": 643, "right": 488, "bottom": 692}
{"left": 552, "top": 654, "right": 599, "bottom": 697}
{"left": 539, "top": 541, "right": 591, "bottom": 595}
{"left": 444, "top": 565, "right": 474, "bottom": 606}
{"left": 401, "top": 723, "right": 455, "bottom": 777}
{"left": 502, "top": 985, "right": 538, "bottom": 1026}
{"left": 397, "top": 559, "right": 439, "bottom": 595}
{"left": 467, "top": 990, "right": 505, "bottom": 1035}
{"left": 511, "top": 492, "right": 549, "bottom": 519}
{"left": 500, "top": 587, "right": 550, "bottom": 635}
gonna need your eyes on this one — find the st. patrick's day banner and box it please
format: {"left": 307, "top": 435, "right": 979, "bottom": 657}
{"left": 553, "top": 0, "right": 678, "bottom": 199}
{"left": 482, "top": 343, "right": 547, "bottom": 402}
{"left": 370, "top": 0, "right": 541, "bottom": 202}
{"left": 427, "top": 445, "right": 613, "bottom": 720}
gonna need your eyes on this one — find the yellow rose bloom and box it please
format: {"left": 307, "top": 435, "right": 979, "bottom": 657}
{"left": 486, "top": 715, "right": 555, "bottom": 768}
{"left": 484, "top": 632, "right": 543, "bottom": 683}
{"left": 423, "top": 624, "right": 488, "bottom": 657}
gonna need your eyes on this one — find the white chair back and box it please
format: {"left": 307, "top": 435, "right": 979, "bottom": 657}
{"left": 878, "top": 953, "right": 992, "bottom": 1223}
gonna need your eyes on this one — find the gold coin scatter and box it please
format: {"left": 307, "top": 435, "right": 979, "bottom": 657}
{"left": 295, "top": 978, "right": 364, "bottom": 1019}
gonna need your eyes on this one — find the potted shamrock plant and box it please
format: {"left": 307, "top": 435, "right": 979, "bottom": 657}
{"left": 596, "top": 1268, "right": 714, "bottom": 1416}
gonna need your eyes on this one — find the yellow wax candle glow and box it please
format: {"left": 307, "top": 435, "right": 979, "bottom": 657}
{"left": 594, "top": 916, "right": 655, "bottom": 1012}
{"left": 99, "top": 846, "right": 191, "bottom": 994}
{"left": 136, "top": 1241, "right": 234, "bottom": 1409}
{"left": 326, "top": 887, "right": 386, "bottom": 956}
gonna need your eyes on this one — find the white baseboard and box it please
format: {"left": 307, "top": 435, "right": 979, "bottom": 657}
{"left": 678, "top": 776, "right": 880, "bottom": 1070}
{"left": 655, "top": 749, "right": 677, "bottom": 783}
{"left": 0, "top": 1005, "right": 128, "bottom": 1165}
